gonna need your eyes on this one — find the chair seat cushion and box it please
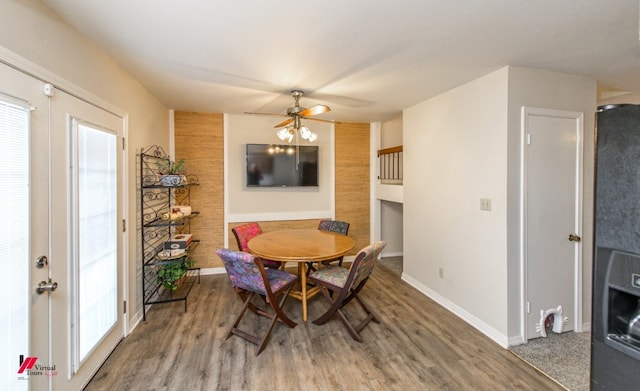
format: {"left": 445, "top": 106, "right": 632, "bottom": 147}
{"left": 230, "top": 267, "right": 297, "bottom": 295}
{"left": 309, "top": 266, "right": 349, "bottom": 288}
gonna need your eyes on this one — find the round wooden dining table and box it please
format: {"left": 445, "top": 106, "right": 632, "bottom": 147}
{"left": 247, "top": 229, "right": 355, "bottom": 321}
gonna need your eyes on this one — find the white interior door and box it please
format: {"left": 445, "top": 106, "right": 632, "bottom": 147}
{"left": 0, "top": 60, "right": 125, "bottom": 390}
{"left": 523, "top": 107, "right": 583, "bottom": 340}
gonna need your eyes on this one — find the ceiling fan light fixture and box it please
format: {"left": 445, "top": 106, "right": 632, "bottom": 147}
{"left": 277, "top": 127, "right": 293, "bottom": 142}
{"left": 299, "top": 126, "right": 311, "bottom": 139}
{"left": 307, "top": 132, "right": 317, "bottom": 142}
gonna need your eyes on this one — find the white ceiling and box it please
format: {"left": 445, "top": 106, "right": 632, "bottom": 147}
{"left": 43, "top": 0, "right": 640, "bottom": 123}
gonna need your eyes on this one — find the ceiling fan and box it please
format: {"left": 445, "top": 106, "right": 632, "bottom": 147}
{"left": 245, "top": 90, "right": 333, "bottom": 143}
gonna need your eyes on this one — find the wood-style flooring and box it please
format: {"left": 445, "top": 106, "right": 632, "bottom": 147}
{"left": 84, "top": 262, "right": 562, "bottom": 390}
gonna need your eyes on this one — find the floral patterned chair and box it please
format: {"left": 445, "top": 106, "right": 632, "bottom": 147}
{"left": 216, "top": 248, "right": 298, "bottom": 355}
{"left": 307, "top": 219, "right": 351, "bottom": 274}
{"left": 231, "top": 222, "right": 282, "bottom": 269}
{"left": 308, "top": 241, "right": 386, "bottom": 342}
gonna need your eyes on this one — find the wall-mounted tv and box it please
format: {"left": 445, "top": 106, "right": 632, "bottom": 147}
{"left": 246, "top": 144, "right": 318, "bottom": 187}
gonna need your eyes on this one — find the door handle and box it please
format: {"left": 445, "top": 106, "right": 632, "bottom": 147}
{"left": 568, "top": 234, "right": 581, "bottom": 242}
{"left": 36, "top": 279, "right": 58, "bottom": 294}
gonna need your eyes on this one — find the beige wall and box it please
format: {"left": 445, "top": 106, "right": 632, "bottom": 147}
{"left": 404, "top": 68, "right": 510, "bottom": 341}
{"left": 226, "top": 114, "right": 334, "bottom": 218}
{"left": 381, "top": 114, "right": 403, "bottom": 148}
{"left": 0, "top": 0, "right": 170, "bottom": 326}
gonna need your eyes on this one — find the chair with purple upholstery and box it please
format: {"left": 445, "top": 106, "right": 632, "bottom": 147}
{"left": 232, "top": 222, "right": 282, "bottom": 269}
{"left": 308, "top": 241, "right": 386, "bottom": 342}
{"left": 216, "top": 248, "right": 298, "bottom": 355}
{"left": 306, "top": 219, "right": 350, "bottom": 274}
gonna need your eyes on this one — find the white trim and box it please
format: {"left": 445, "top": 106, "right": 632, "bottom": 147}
{"left": 227, "top": 210, "right": 334, "bottom": 224}
{"left": 329, "top": 123, "right": 336, "bottom": 220}
{"left": 120, "top": 115, "right": 129, "bottom": 336}
{"left": 371, "top": 122, "right": 381, "bottom": 243}
{"left": 223, "top": 113, "right": 229, "bottom": 248}
{"left": 402, "top": 274, "right": 509, "bottom": 348}
{"left": 169, "top": 110, "right": 175, "bottom": 158}
{"left": 200, "top": 267, "right": 227, "bottom": 275}
{"left": 519, "top": 106, "right": 584, "bottom": 341}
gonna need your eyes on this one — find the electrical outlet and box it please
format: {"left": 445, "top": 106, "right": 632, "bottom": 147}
{"left": 480, "top": 198, "right": 492, "bottom": 211}
{"left": 438, "top": 267, "right": 444, "bottom": 278}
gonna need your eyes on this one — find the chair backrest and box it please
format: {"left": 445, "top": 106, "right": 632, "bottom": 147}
{"left": 232, "top": 222, "right": 263, "bottom": 252}
{"left": 317, "top": 219, "right": 350, "bottom": 236}
{"left": 347, "top": 241, "right": 386, "bottom": 290}
{"left": 216, "top": 248, "right": 267, "bottom": 295}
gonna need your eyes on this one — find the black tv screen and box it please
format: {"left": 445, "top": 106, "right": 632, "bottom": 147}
{"left": 246, "top": 144, "right": 318, "bottom": 187}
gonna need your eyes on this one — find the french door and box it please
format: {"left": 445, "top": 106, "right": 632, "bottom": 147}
{"left": 0, "top": 61, "right": 125, "bottom": 390}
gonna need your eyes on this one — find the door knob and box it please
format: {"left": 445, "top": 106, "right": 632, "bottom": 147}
{"left": 568, "top": 234, "right": 581, "bottom": 242}
{"left": 36, "top": 279, "right": 58, "bottom": 294}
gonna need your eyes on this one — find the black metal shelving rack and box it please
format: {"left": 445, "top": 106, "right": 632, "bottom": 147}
{"left": 139, "top": 145, "right": 200, "bottom": 320}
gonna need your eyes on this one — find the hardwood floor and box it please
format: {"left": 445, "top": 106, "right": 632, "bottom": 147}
{"left": 85, "top": 263, "right": 562, "bottom": 390}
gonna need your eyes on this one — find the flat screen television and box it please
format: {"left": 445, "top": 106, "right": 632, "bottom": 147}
{"left": 245, "top": 144, "right": 318, "bottom": 187}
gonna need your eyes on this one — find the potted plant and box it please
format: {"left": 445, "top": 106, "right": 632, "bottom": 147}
{"left": 156, "top": 257, "right": 194, "bottom": 291}
{"left": 157, "top": 158, "right": 186, "bottom": 186}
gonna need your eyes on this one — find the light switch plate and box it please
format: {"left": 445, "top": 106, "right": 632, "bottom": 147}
{"left": 480, "top": 198, "right": 492, "bottom": 211}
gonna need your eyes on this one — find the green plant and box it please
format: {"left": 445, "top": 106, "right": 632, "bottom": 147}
{"left": 157, "top": 158, "right": 186, "bottom": 175}
{"left": 156, "top": 257, "right": 194, "bottom": 291}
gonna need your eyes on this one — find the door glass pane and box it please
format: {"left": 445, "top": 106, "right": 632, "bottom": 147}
{"left": 73, "top": 122, "right": 117, "bottom": 366}
{"left": 0, "top": 94, "right": 30, "bottom": 390}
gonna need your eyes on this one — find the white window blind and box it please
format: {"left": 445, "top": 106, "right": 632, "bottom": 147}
{"left": 72, "top": 122, "right": 117, "bottom": 367}
{"left": 0, "top": 93, "right": 30, "bottom": 391}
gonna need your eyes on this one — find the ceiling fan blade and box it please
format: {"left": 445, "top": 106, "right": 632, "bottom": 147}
{"left": 244, "top": 111, "right": 288, "bottom": 117}
{"left": 302, "top": 116, "right": 336, "bottom": 124}
{"left": 299, "top": 104, "right": 331, "bottom": 117}
{"left": 273, "top": 118, "right": 294, "bottom": 128}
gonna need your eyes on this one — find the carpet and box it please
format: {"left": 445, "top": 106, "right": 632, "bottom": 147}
{"left": 510, "top": 331, "right": 591, "bottom": 391}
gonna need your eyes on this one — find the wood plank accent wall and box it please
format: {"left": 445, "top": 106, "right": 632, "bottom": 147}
{"left": 174, "top": 112, "right": 224, "bottom": 268}
{"left": 335, "top": 122, "right": 370, "bottom": 256}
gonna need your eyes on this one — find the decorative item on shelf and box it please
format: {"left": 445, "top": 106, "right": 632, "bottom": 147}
{"left": 163, "top": 233, "right": 193, "bottom": 250}
{"left": 171, "top": 205, "right": 191, "bottom": 216}
{"left": 161, "top": 210, "right": 184, "bottom": 222}
{"left": 156, "top": 257, "right": 195, "bottom": 291}
{"left": 157, "top": 158, "right": 187, "bottom": 186}
{"left": 157, "top": 248, "right": 187, "bottom": 260}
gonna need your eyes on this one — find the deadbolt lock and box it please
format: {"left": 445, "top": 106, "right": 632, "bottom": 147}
{"left": 36, "top": 279, "right": 58, "bottom": 294}
{"left": 568, "top": 234, "right": 581, "bottom": 242}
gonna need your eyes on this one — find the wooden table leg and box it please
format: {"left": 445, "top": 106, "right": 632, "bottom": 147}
{"left": 298, "top": 263, "right": 308, "bottom": 322}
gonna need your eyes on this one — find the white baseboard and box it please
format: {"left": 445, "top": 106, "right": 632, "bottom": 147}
{"left": 401, "top": 273, "right": 509, "bottom": 348}
{"left": 200, "top": 267, "right": 226, "bottom": 275}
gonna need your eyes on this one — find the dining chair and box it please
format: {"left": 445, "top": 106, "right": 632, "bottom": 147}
{"left": 216, "top": 248, "right": 298, "bottom": 355}
{"left": 306, "top": 219, "right": 351, "bottom": 274}
{"left": 232, "top": 222, "right": 282, "bottom": 269}
{"left": 308, "top": 241, "right": 386, "bottom": 342}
